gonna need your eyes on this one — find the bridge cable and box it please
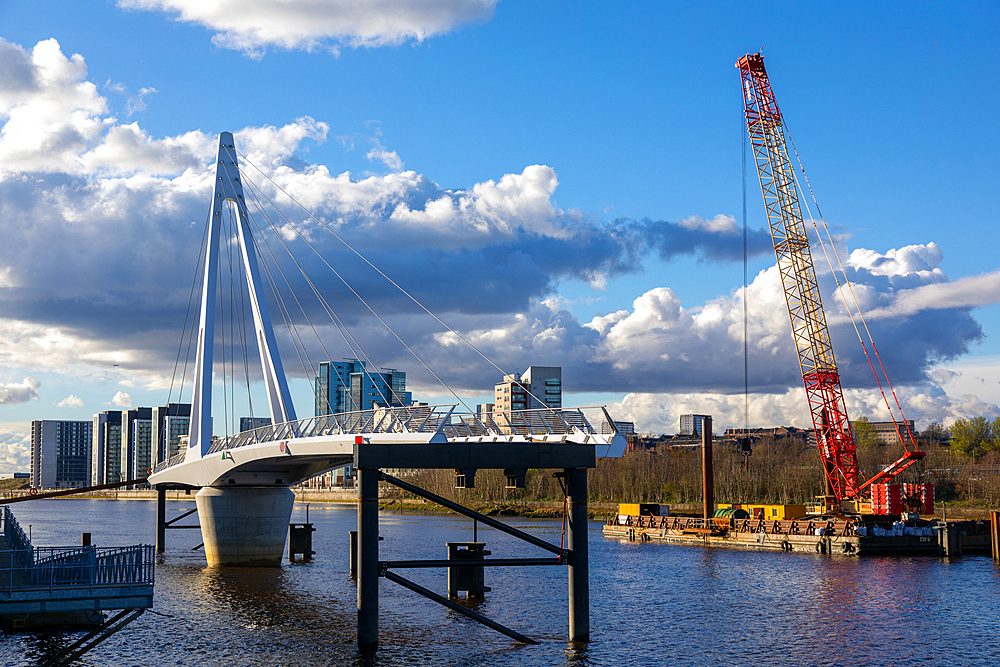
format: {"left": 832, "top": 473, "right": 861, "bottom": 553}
{"left": 249, "top": 206, "right": 376, "bottom": 406}
{"left": 228, "top": 204, "right": 250, "bottom": 435}
{"left": 246, "top": 174, "right": 474, "bottom": 415}
{"left": 218, "top": 214, "right": 230, "bottom": 439}
{"left": 237, "top": 175, "right": 378, "bottom": 406}
{"left": 233, "top": 161, "right": 475, "bottom": 414}
{"left": 234, "top": 150, "right": 547, "bottom": 411}
{"left": 167, "top": 202, "right": 212, "bottom": 405}
{"left": 222, "top": 147, "right": 378, "bottom": 407}
{"left": 232, "top": 203, "right": 257, "bottom": 424}
{"left": 249, "top": 212, "right": 333, "bottom": 399}
{"left": 237, "top": 175, "right": 371, "bottom": 406}
{"left": 235, "top": 162, "right": 428, "bottom": 401}
{"left": 224, "top": 206, "right": 233, "bottom": 431}
{"left": 226, "top": 204, "right": 247, "bottom": 437}
{"left": 243, "top": 212, "right": 324, "bottom": 397}
{"left": 216, "top": 155, "right": 318, "bottom": 413}
{"left": 227, "top": 202, "right": 257, "bottom": 431}
{"left": 253, "top": 227, "right": 316, "bottom": 400}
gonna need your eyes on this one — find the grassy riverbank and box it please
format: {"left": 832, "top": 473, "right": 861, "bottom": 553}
{"left": 2, "top": 487, "right": 993, "bottom": 520}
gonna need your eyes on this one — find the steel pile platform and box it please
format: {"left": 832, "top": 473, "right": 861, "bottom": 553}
{"left": 0, "top": 507, "right": 154, "bottom": 631}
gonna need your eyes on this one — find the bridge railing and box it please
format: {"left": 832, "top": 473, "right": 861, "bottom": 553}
{"left": 3, "top": 506, "right": 33, "bottom": 568}
{"left": 2, "top": 545, "right": 155, "bottom": 592}
{"left": 1, "top": 507, "right": 154, "bottom": 592}
{"left": 153, "top": 405, "right": 619, "bottom": 474}
{"left": 444, "top": 406, "right": 617, "bottom": 438}
{"left": 203, "top": 404, "right": 460, "bottom": 457}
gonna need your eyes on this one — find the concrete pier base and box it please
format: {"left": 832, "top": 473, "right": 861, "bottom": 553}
{"left": 196, "top": 486, "right": 295, "bottom": 566}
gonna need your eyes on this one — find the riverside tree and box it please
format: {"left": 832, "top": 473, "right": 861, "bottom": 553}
{"left": 949, "top": 416, "right": 1000, "bottom": 459}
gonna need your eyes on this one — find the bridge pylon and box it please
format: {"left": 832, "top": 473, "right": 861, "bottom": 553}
{"left": 185, "top": 132, "right": 299, "bottom": 566}
{"left": 188, "top": 132, "right": 296, "bottom": 463}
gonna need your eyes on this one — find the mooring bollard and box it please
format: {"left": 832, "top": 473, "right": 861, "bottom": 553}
{"left": 349, "top": 530, "right": 358, "bottom": 577}
{"left": 938, "top": 521, "right": 963, "bottom": 557}
{"left": 446, "top": 542, "right": 491, "bottom": 599}
{"left": 991, "top": 511, "right": 1000, "bottom": 561}
{"left": 288, "top": 523, "right": 315, "bottom": 561}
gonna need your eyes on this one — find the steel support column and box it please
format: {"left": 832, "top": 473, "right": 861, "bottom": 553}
{"left": 357, "top": 467, "right": 380, "bottom": 650}
{"left": 566, "top": 467, "right": 589, "bottom": 642}
{"left": 156, "top": 487, "right": 166, "bottom": 554}
{"left": 702, "top": 417, "right": 714, "bottom": 520}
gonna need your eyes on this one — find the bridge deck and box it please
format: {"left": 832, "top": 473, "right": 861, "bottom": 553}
{"left": 150, "top": 405, "right": 625, "bottom": 488}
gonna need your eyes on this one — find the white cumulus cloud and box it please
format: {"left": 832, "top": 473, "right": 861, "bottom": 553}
{"left": 848, "top": 242, "right": 946, "bottom": 283}
{"left": 410, "top": 238, "right": 989, "bottom": 405}
{"left": 0, "top": 38, "right": 108, "bottom": 173}
{"left": 57, "top": 394, "right": 84, "bottom": 408}
{"left": 0, "top": 377, "right": 40, "bottom": 405}
{"left": 0, "top": 423, "right": 31, "bottom": 472}
{"left": 0, "top": 37, "right": 212, "bottom": 176}
{"left": 863, "top": 270, "right": 1000, "bottom": 320}
{"left": 117, "top": 0, "right": 498, "bottom": 56}
{"left": 366, "top": 147, "right": 403, "bottom": 172}
{"left": 678, "top": 214, "right": 740, "bottom": 235}
{"left": 111, "top": 391, "right": 132, "bottom": 407}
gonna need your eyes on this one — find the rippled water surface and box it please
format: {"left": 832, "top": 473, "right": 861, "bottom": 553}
{"left": 3, "top": 498, "right": 1000, "bottom": 666}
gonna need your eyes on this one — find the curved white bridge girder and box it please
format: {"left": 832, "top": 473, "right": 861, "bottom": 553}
{"left": 148, "top": 432, "right": 439, "bottom": 489}
{"left": 149, "top": 405, "right": 627, "bottom": 489}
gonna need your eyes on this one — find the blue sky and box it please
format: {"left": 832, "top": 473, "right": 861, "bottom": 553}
{"left": 0, "top": 1, "right": 998, "bottom": 468}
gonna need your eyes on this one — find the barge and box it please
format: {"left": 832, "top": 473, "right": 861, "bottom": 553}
{"left": 602, "top": 507, "right": 992, "bottom": 557}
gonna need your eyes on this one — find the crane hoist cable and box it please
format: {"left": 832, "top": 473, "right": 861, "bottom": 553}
{"left": 741, "top": 112, "right": 752, "bottom": 471}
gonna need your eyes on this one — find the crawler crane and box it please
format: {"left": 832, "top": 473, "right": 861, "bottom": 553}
{"left": 736, "top": 53, "right": 924, "bottom": 505}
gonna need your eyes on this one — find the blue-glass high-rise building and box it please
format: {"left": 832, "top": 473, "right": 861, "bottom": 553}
{"left": 314, "top": 360, "right": 413, "bottom": 416}
{"left": 152, "top": 403, "right": 191, "bottom": 467}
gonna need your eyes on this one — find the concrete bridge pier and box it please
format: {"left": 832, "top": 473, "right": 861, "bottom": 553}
{"left": 195, "top": 486, "right": 295, "bottom": 566}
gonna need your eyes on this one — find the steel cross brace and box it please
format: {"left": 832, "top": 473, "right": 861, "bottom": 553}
{"left": 379, "top": 471, "right": 567, "bottom": 560}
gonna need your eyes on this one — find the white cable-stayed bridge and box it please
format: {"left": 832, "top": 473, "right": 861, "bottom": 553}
{"left": 147, "top": 132, "right": 625, "bottom": 648}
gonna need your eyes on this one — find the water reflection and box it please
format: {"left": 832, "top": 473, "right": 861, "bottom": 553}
{"left": 4, "top": 502, "right": 1000, "bottom": 667}
{"left": 697, "top": 546, "right": 720, "bottom": 580}
{"left": 19, "top": 630, "right": 72, "bottom": 667}
{"left": 199, "top": 566, "right": 312, "bottom": 629}
{"left": 564, "top": 639, "right": 592, "bottom": 665}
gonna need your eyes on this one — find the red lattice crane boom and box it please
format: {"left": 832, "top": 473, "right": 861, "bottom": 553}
{"left": 736, "top": 53, "right": 923, "bottom": 502}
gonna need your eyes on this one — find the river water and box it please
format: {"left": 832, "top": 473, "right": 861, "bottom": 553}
{"left": 3, "top": 498, "right": 1000, "bottom": 666}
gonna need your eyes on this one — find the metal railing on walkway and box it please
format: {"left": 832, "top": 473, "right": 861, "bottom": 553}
{"left": 1, "top": 507, "right": 155, "bottom": 593}
{"left": 153, "top": 405, "right": 619, "bottom": 475}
